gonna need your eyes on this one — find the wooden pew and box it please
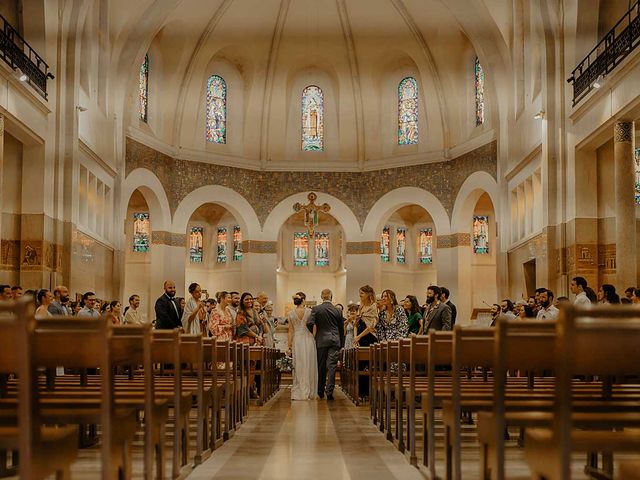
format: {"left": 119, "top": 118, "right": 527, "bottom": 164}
{"left": 525, "top": 305, "right": 640, "bottom": 480}
{"left": 0, "top": 298, "right": 79, "bottom": 480}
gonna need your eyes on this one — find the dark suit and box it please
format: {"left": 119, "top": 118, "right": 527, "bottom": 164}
{"left": 446, "top": 300, "right": 457, "bottom": 327}
{"left": 48, "top": 300, "right": 69, "bottom": 316}
{"left": 423, "top": 302, "right": 452, "bottom": 331}
{"left": 308, "top": 300, "right": 344, "bottom": 397}
{"left": 155, "top": 293, "right": 182, "bottom": 329}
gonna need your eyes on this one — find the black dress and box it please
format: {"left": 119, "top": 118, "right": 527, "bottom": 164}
{"left": 356, "top": 319, "right": 376, "bottom": 398}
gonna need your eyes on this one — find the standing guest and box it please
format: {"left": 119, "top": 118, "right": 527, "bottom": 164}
{"left": 500, "top": 299, "right": 517, "bottom": 320}
{"left": 11, "top": 286, "right": 23, "bottom": 299}
{"left": 440, "top": 287, "right": 458, "bottom": 327}
{"left": 489, "top": 304, "right": 501, "bottom": 327}
{"left": 100, "top": 302, "right": 110, "bottom": 317}
{"left": 107, "top": 301, "right": 123, "bottom": 325}
{"left": 253, "top": 299, "right": 269, "bottom": 339}
{"left": 556, "top": 296, "right": 571, "bottom": 307}
{"left": 344, "top": 304, "right": 357, "bottom": 349}
{"left": 263, "top": 302, "right": 277, "bottom": 348}
{"left": 402, "top": 295, "right": 423, "bottom": 334}
{"left": 527, "top": 296, "right": 536, "bottom": 311}
{"left": 235, "top": 293, "right": 262, "bottom": 345}
{"left": 0, "top": 285, "right": 11, "bottom": 301}
{"left": 124, "top": 294, "right": 143, "bottom": 324}
{"left": 633, "top": 289, "right": 640, "bottom": 306}
{"left": 354, "top": 285, "right": 378, "bottom": 347}
{"left": 178, "top": 297, "right": 186, "bottom": 312}
{"left": 377, "top": 289, "right": 409, "bottom": 341}
{"left": 375, "top": 294, "right": 384, "bottom": 312}
{"left": 420, "top": 285, "right": 452, "bottom": 333}
{"left": 599, "top": 284, "right": 620, "bottom": 304}
{"left": 624, "top": 287, "right": 635, "bottom": 302}
{"left": 256, "top": 292, "right": 269, "bottom": 311}
{"left": 335, "top": 304, "right": 345, "bottom": 316}
{"left": 570, "top": 276, "right": 593, "bottom": 307}
{"left": 35, "top": 289, "right": 53, "bottom": 317}
{"left": 71, "top": 302, "right": 82, "bottom": 315}
{"left": 78, "top": 292, "right": 100, "bottom": 317}
{"left": 228, "top": 291, "right": 240, "bottom": 321}
{"left": 536, "top": 290, "right": 559, "bottom": 320}
{"left": 209, "top": 291, "right": 234, "bottom": 341}
{"left": 49, "top": 285, "right": 70, "bottom": 316}
{"left": 155, "top": 280, "right": 182, "bottom": 330}
{"left": 182, "top": 283, "right": 206, "bottom": 335}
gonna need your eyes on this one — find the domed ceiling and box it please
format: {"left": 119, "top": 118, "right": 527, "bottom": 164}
{"left": 111, "top": 0, "right": 500, "bottom": 171}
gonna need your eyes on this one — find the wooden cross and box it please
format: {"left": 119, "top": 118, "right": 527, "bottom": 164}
{"left": 293, "top": 192, "right": 331, "bottom": 237}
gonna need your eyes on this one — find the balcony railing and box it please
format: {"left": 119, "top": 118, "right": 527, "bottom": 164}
{"left": 0, "top": 14, "right": 53, "bottom": 100}
{"left": 568, "top": 1, "right": 640, "bottom": 106}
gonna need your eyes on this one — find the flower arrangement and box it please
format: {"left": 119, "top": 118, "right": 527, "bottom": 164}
{"left": 276, "top": 355, "right": 293, "bottom": 372}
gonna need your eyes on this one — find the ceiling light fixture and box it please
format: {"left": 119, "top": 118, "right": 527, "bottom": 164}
{"left": 533, "top": 110, "right": 545, "bottom": 120}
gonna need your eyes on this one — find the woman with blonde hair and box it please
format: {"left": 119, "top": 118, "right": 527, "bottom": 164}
{"left": 354, "top": 285, "right": 377, "bottom": 347}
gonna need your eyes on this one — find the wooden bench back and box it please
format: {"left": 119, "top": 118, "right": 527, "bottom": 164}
{"left": 428, "top": 331, "right": 453, "bottom": 367}
{"left": 495, "top": 319, "right": 555, "bottom": 371}
{"left": 111, "top": 323, "right": 151, "bottom": 366}
{"left": 453, "top": 327, "right": 494, "bottom": 369}
{"left": 151, "top": 329, "right": 181, "bottom": 365}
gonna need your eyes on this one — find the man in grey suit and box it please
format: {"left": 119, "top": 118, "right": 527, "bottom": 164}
{"left": 307, "top": 289, "right": 344, "bottom": 400}
{"left": 421, "top": 285, "right": 452, "bottom": 333}
{"left": 48, "top": 285, "right": 70, "bottom": 316}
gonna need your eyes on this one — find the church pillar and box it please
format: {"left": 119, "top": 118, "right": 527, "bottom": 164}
{"left": 436, "top": 235, "right": 464, "bottom": 323}
{"left": 345, "top": 241, "right": 380, "bottom": 305}
{"left": 241, "top": 240, "right": 277, "bottom": 305}
{"left": 0, "top": 114, "right": 4, "bottom": 247}
{"left": 613, "top": 121, "right": 637, "bottom": 287}
{"left": 151, "top": 231, "right": 187, "bottom": 299}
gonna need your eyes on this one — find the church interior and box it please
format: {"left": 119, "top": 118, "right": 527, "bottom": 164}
{"left": 1, "top": 0, "right": 640, "bottom": 478}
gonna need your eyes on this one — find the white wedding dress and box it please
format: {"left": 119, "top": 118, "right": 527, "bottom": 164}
{"left": 289, "top": 307, "right": 318, "bottom": 401}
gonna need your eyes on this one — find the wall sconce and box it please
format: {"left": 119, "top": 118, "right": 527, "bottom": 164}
{"left": 592, "top": 74, "right": 605, "bottom": 89}
{"left": 76, "top": 105, "right": 88, "bottom": 112}
{"left": 533, "top": 110, "right": 545, "bottom": 120}
{"left": 15, "top": 67, "right": 28, "bottom": 82}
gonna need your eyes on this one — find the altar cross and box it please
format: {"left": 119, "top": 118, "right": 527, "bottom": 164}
{"left": 293, "top": 192, "right": 331, "bottom": 237}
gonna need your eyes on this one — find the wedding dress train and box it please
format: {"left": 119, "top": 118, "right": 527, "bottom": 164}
{"left": 289, "top": 308, "right": 318, "bottom": 400}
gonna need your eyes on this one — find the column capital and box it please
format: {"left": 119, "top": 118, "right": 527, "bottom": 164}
{"left": 614, "top": 121, "right": 634, "bottom": 143}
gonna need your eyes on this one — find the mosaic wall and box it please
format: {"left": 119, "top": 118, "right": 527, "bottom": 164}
{"left": 125, "top": 138, "right": 497, "bottom": 227}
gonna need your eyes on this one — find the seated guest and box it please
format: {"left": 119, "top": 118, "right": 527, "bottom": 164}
{"left": 377, "top": 289, "right": 409, "bottom": 341}
{"left": 402, "top": 295, "right": 423, "bottom": 334}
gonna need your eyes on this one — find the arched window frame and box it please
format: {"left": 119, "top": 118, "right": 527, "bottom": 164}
{"left": 301, "top": 85, "right": 324, "bottom": 151}
{"left": 139, "top": 54, "right": 149, "bottom": 122}
{"left": 206, "top": 75, "right": 227, "bottom": 144}
{"left": 475, "top": 57, "right": 485, "bottom": 126}
{"left": 398, "top": 77, "right": 419, "bottom": 145}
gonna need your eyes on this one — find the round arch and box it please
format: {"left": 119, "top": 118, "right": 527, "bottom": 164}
{"left": 450, "top": 171, "right": 499, "bottom": 233}
{"left": 262, "top": 192, "right": 361, "bottom": 242}
{"left": 121, "top": 168, "right": 172, "bottom": 231}
{"left": 171, "top": 185, "right": 261, "bottom": 238}
{"left": 361, "top": 187, "right": 451, "bottom": 240}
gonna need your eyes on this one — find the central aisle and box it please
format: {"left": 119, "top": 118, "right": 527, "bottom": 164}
{"left": 190, "top": 388, "right": 425, "bottom": 480}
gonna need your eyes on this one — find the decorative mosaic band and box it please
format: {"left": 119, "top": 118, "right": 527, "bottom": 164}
{"left": 0, "top": 239, "right": 61, "bottom": 271}
{"left": 242, "top": 240, "right": 277, "bottom": 254}
{"left": 346, "top": 241, "right": 380, "bottom": 255}
{"left": 151, "top": 231, "right": 186, "bottom": 247}
{"left": 614, "top": 121, "right": 634, "bottom": 143}
{"left": 436, "top": 233, "right": 471, "bottom": 249}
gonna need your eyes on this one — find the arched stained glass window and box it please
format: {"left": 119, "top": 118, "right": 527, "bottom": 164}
{"left": 419, "top": 228, "right": 433, "bottom": 264}
{"left": 294, "top": 232, "right": 309, "bottom": 266}
{"left": 396, "top": 228, "right": 407, "bottom": 263}
{"left": 133, "top": 213, "right": 150, "bottom": 252}
{"left": 473, "top": 216, "right": 489, "bottom": 254}
{"left": 233, "top": 226, "right": 243, "bottom": 261}
{"left": 206, "top": 75, "right": 227, "bottom": 144}
{"left": 217, "top": 227, "right": 228, "bottom": 263}
{"left": 301, "top": 85, "right": 324, "bottom": 151}
{"left": 398, "top": 77, "right": 418, "bottom": 145}
{"left": 189, "top": 227, "right": 203, "bottom": 263}
{"left": 380, "top": 226, "right": 390, "bottom": 262}
{"left": 475, "top": 57, "right": 485, "bottom": 126}
{"left": 139, "top": 54, "right": 149, "bottom": 122}
{"left": 635, "top": 148, "right": 640, "bottom": 205}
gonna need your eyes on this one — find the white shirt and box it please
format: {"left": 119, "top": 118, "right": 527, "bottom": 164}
{"left": 536, "top": 305, "right": 559, "bottom": 320}
{"left": 573, "top": 291, "right": 592, "bottom": 308}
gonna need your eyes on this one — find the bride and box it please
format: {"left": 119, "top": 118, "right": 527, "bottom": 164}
{"left": 287, "top": 292, "right": 318, "bottom": 400}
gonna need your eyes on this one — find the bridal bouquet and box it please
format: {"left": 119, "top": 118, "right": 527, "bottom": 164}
{"left": 276, "top": 355, "right": 293, "bottom": 372}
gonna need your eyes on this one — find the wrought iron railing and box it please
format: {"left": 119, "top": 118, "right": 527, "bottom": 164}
{"left": 568, "top": 1, "right": 640, "bottom": 106}
{"left": 0, "top": 14, "right": 53, "bottom": 99}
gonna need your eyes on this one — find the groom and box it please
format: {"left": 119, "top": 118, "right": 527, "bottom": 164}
{"left": 307, "top": 288, "right": 344, "bottom": 400}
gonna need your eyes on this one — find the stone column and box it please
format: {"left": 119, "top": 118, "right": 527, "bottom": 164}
{"left": 0, "top": 114, "right": 4, "bottom": 246}
{"left": 345, "top": 241, "right": 381, "bottom": 306}
{"left": 613, "top": 121, "right": 637, "bottom": 287}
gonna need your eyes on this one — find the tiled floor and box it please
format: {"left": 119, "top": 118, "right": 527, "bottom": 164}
{"left": 190, "top": 387, "right": 424, "bottom": 480}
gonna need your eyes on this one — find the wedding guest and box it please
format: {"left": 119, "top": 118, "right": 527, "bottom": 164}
{"left": 209, "top": 290, "right": 234, "bottom": 341}
{"left": 440, "top": 287, "right": 457, "bottom": 327}
{"left": 108, "top": 300, "right": 123, "bottom": 325}
{"left": 154, "top": 280, "right": 182, "bottom": 330}
{"left": 599, "top": 284, "right": 620, "bottom": 304}
{"left": 263, "top": 302, "right": 277, "bottom": 348}
{"left": 35, "top": 289, "right": 53, "bottom": 318}
{"left": 228, "top": 291, "right": 240, "bottom": 321}
{"left": 0, "top": 285, "right": 12, "bottom": 301}
{"left": 354, "top": 285, "right": 377, "bottom": 347}
{"left": 377, "top": 289, "right": 409, "bottom": 341}
{"left": 403, "top": 295, "right": 423, "bottom": 334}
{"left": 253, "top": 299, "right": 269, "bottom": 339}
{"left": 78, "top": 292, "right": 100, "bottom": 317}
{"left": 124, "top": 294, "right": 142, "bottom": 324}
{"left": 235, "top": 293, "right": 262, "bottom": 345}
{"left": 49, "top": 285, "right": 70, "bottom": 316}
{"left": 11, "top": 286, "right": 23, "bottom": 299}
{"left": 182, "top": 283, "right": 206, "bottom": 335}
{"left": 343, "top": 304, "right": 357, "bottom": 349}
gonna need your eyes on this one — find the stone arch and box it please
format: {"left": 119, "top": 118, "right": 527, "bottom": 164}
{"left": 171, "top": 185, "right": 260, "bottom": 239}
{"left": 262, "top": 192, "right": 361, "bottom": 242}
{"left": 450, "top": 171, "right": 499, "bottom": 233}
{"left": 362, "top": 187, "right": 451, "bottom": 240}
{"left": 121, "top": 168, "right": 172, "bottom": 231}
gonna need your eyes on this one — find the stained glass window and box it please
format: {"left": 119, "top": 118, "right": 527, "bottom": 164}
{"left": 301, "top": 86, "right": 324, "bottom": 151}
{"left": 419, "top": 228, "right": 433, "bottom": 264}
{"left": 396, "top": 228, "right": 407, "bottom": 264}
{"left": 233, "top": 226, "right": 243, "bottom": 261}
{"left": 189, "top": 226, "right": 203, "bottom": 263}
{"left": 475, "top": 57, "right": 485, "bottom": 126}
{"left": 380, "top": 226, "right": 390, "bottom": 262}
{"left": 133, "top": 213, "right": 150, "bottom": 252}
{"left": 315, "top": 232, "right": 330, "bottom": 267}
{"left": 398, "top": 77, "right": 418, "bottom": 145}
{"left": 139, "top": 54, "right": 149, "bottom": 122}
{"left": 217, "top": 227, "right": 228, "bottom": 263}
{"left": 473, "top": 216, "right": 489, "bottom": 254}
{"left": 294, "top": 232, "right": 309, "bottom": 267}
{"left": 206, "top": 75, "right": 227, "bottom": 144}
{"left": 635, "top": 148, "right": 640, "bottom": 205}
